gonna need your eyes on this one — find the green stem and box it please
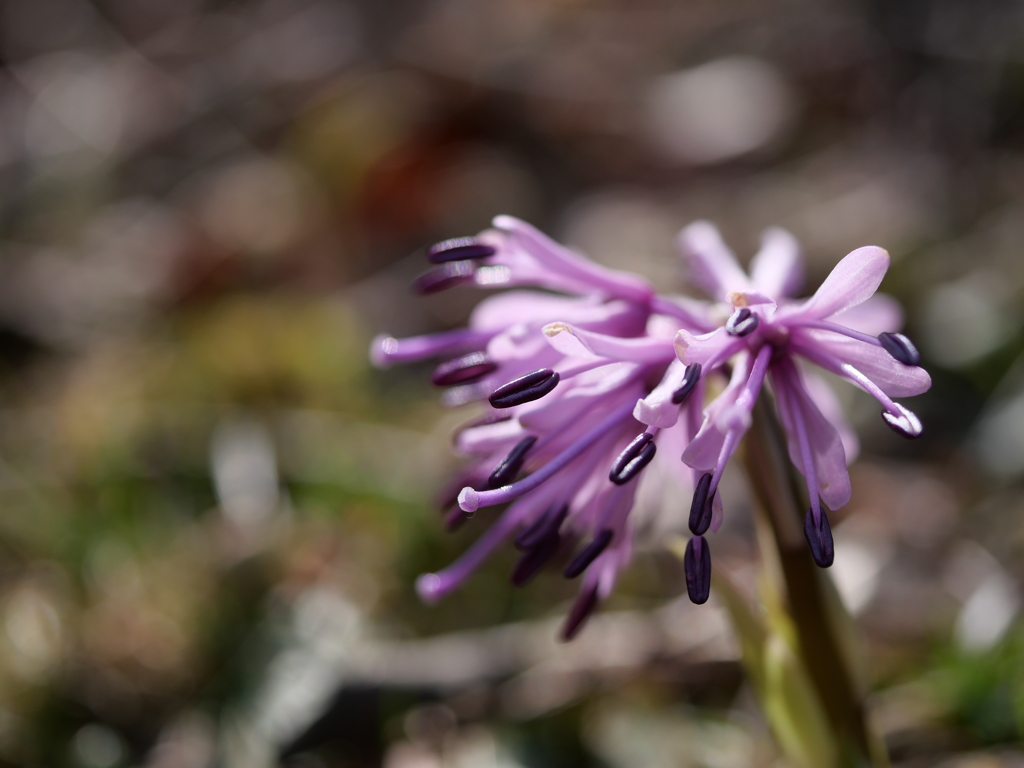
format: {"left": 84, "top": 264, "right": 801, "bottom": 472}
{"left": 743, "top": 394, "right": 887, "bottom": 767}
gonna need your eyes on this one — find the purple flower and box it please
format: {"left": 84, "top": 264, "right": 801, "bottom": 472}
{"left": 372, "top": 217, "right": 705, "bottom": 638}
{"left": 634, "top": 222, "right": 931, "bottom": 573}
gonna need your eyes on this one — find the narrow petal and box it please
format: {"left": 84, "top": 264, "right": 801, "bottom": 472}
{"left": 677, "top": 221, "right": 752, "bottom": 301}
{"left": 793, "top": 329, "right": 931, "bottom": 397}
{"left": 785, "top": 245, "right": 890, "bottom": 321}
{"left": 801, "top": 370, "right": 859, "bottom": 464}
{"left": 830, "top": 293, "right": 903, "bottom": 335}
{"left": 493, "top": 216, "right": 653, "bottom": 304}
{"left": 633, "top": 359, "right": 686, "bottom": 429}
{"left": 773, "top": 367, "right": 851, "bottom": 510}
{"left": 749, "top": 226, "right": 803, "bottom": 298}
{"left": 543, "top": 323, "right": 675, "bottom": 363}
{"left": 674, "top": 327, "right": 743, "bottom": 366}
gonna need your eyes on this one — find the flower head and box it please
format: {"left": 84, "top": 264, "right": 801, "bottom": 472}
{"left": 634, "top": 222, "right": 931, "bottom": 573}
{"left": 373, "top": 216, "right": 707, "bottom": 638}
{"left": 371, "top": 215, "right": 931, "bottom": 635}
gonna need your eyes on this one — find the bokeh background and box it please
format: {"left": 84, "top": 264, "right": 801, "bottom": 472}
{"left": 0, "top": 0, "right": 1022, "bottom": 766}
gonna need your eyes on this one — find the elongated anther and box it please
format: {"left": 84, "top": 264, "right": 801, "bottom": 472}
{"left": 432, "top": 351, "right": 498, "bottom": 386}
{"left": 881, "top": 403, "right": 923, "bottom": 438}
{"left": 564, "top": 529, "right": 614, "bottom": 578}
{"left": 428, "top": 237, "right": 496, "bottom": 263}
{"left": 671, "top": 363, "right": 702, "bottom": 404}
{"left": 878, "top": 332, "right": 921, "bottom": 366}
{"left": 488, "top": 436, "right": 537, "bottom": 489}
{"left": 726, "top": 307, "right": 759, "bottom": 337}
{"left": 609, "top": 433, "right": 657, "bottom": 485}
{"left": 511, "top": 534, "right": 559, "bottom": 586}
{"left": 804, "top": 509, "right": 834, "bottom": 568}
{"left": 560, "top": 586, "right": 600, "bottom": 641}
{"left": 489, "top": 369, "right": 560, "bottom": 408}
{"left": 515, "top": 505, "right": 568, "bottom": 550}
{"left": 414, "top": 260, "right": 476, "bottom": 294}
{"left": 684, "top": 535, "right": 711, "bottom": 604}
{"left": 688, "top": 473, "right": 714, "bottom": 535}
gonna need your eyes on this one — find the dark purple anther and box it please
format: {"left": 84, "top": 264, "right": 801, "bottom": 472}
{"left": 609, "top": 433, "right": 657, "bottom": 485}
{"left": 489, "top": 369, "right": 560, "bottom": 408}
{"left": 431, "top": 351, "right": 498, "bottom": 386}
{"left": 564, "top": 529, "right": 614, "bottom": 578}
{"left": 428, "top": 237, "right": 497, "bottom": 264}
{"left": 511, "top": 534, "right": 560, "bottom": 586}
{"left": 560, "top": 585, "right": 599, "bottom": 641}
{"left": 515, "top": 504, "right": 568, "bottom": 550}
{"left": 803, "top": 509, "right": 834, "bottom": 568}
{"left": 684, "top": 535, "right": 711, "bottom": 604}
{"left": 413, "top": 260, "right": 476, "bottom": 294}
{"left": 487, "top": 436, "right": 537, "bottom": 489}
{"left": 688, "top": 472, "right": 714, "bottom": 535}
{"left": 726, "top": 307, "right": 759, "bottom": 337}
{"left": 671, "top": 363, "right": 702, "bottom": 404}
{"left": 878, "top": 332, "right": 921, "bottom": 367}
{"left": 881, "top": 403, "right": 923, "bottom": 439}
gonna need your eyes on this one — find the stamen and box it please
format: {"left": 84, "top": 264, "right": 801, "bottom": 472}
{"left": 609, "top": 433, "right": 657, "bottom": 485}
{"left": 882, "top": 403, "right": 923, "bottom": 438}
{"left": 684, "top": 535, "right": 711, "bottom": 604}
{"left": 431, "top": 351, "right": 498, "bottom": 386}
{"left": 413, "top": 260, "right": 476, "bottom": 294}
{"left": 560, "top": 585, "right": 599, "bottom": 641}
{"left": 726, "top": 307, "right": 759, "bottom": 337}
{"left": 515, "top": 504, "right": 568, "bottom": 550}
{"left": 878, "top": 332, "right": 921, "bottom": 367}
{"left": 803, "top": 508, "right": 834, "bottom": 568}
{"left": 489, "top": 369, "right": 560, "bottom": 408}
{"left": 488, "top": 436, "right": 538, "bottom": 489}
{"left": 511, "top": 534, "right": 560, "bottom": 586}
{"left": 689, "top": 472, "right": 714, "bottom": 535}
{"left": 564, "top": 529, "right": 614, "bottom": 578}
{"left": 671, "top": 363, "right": 702, "bottom": 404}
{"left": 458, "top": 398, "right": 637, "bottom": 512}
{"left": 428, "top": 237, "right": 496, "bottom": 263}
{"left": 371, "top": 328, "right": 492, "bottom": 367}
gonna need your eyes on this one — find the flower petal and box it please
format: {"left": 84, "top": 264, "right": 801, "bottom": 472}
{"left": 677, "top": 221, "right": 752, "bottom": 301}
{"left": 543, "top": 323, "right": 674, "bottom": 363}
{"left": 830, "top": 293, "right": 903, "bottom": 335}
{"left": 773, "top": 368, "right": 851, "bottom": 510}
{"left": 674, "top": 327, "right": 742, "bottom": 366}
{"left": 801, "top": 370, "right": 859, "bottom": 464}
{"left": 749, "top": 226, "right": 803, "bottom": 298}
{"left": 633, "top": 359, "right": 685, "bottom": 429}
{"left": 787, "top": 245, "right": 890, "bottom": 321}
{"left": 793, "top": 329, "right": 931, "bottom": 397}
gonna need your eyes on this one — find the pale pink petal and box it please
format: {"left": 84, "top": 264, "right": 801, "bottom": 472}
{"left": 674, "top": 327, "right": 742, "bottom": 366}
{"left": 493, "top": 216, "right": 653, "bottom": 304}
{"left": 749, "top": 227, "right": 803, "bottom": 298}
{"left": 830, "top": 293, "right": 903, "bottom": 335}
{"left": 785, "top": 246, "right": 890, "bottom": 321}
{"left": 634, "top": 359, "right": 685, "bottom": 429}
{"left": 470, "top": 291, "right": 601, "bottom": 332}
{"left": 455, "top": 418, "right": 527, "bottom": 457}
{"left": 677, "top": 221, "right": 752, "bottom": 301}
{"left": 793, "top": 329, "right": 931, "bottom": 397}
{"left": 543, "top": 323, "right": 674, "bottom": 363}
{"left": 773, "top": 369, "right": 851, "bottom": 510}
{"left": 681, "top": 417, "right": 727, "bottom": 471}
{"left": 801, "top": 370, "right": 859, "bottom": 464}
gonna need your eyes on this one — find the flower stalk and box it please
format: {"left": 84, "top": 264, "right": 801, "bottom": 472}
{"left": 742, "top": 393, "right": 889, "bottom": 768}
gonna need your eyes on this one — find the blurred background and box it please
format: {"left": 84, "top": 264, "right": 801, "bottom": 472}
{"left": 0, "top": 0, "right": 1021, "bottom": 765}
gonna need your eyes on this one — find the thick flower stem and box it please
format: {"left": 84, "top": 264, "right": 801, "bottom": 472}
{"left": 743, "top": 394, "right": 887, "bottom": 767}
